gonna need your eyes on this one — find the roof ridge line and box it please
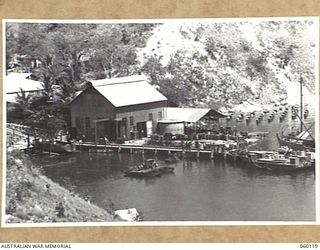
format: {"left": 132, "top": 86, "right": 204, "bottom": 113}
{"left": 92, "top": 79, "right": 148, "bottom": 87}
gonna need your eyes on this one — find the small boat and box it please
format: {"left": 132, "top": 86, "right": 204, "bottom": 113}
{"left": 252, "top": 153, "right": 314, "bottom": 172}
{"left": 276, "top": 132, "right": 315, "bottom": 152}
{"left": 125, "top": 159, "right": 174, "bottom": 177}
{"left": 277, "top": 75, "right": 315, "bottom": 152}
{"left": 225, "top": 149, "right": 273, "bottom": 168}
{"left": 225, "top": 148, "right": 315, "bottom": 172}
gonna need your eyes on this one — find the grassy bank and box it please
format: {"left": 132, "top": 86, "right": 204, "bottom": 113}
{"left": 5, "top": 150, "right": 116, "bottom": 223}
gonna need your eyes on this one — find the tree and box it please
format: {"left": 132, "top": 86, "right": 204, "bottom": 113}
{"left": 139, "top": 21, "right": 316, "bottom": 108}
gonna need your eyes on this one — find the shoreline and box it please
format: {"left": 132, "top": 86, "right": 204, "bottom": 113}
{"left": 5, "top": 150, "right": 117, "bottom": 224}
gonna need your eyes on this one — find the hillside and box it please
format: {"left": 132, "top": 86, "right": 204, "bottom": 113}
{"left": 138, "top": 20, "right": 316, "bottom": 108}
{"left": 6, "top": 20, "right": 317, "bottom": 114}
{"left": 5, "top": 150, "right": 116, "bottom": 223}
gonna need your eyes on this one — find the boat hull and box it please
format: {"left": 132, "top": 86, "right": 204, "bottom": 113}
{"left": 254, "top": 159, "right": 313, "bottom": 172}
{"left": 276, "top": 133, "right": 315, "bottom": 151}
{"left": 124, "top": 166, "right": 175, "bottom": 177}
{"left": 225, "top": 149, "right": 314, "bottom": 172}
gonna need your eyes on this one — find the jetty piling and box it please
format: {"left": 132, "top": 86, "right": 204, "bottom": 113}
{"left": 197, "top": 150, "right": 200, "bottom": 158}
{"left": 74, "top": 142, "right": 229, "bottom": 160}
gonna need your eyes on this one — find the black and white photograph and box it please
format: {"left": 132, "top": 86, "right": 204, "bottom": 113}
{"left": 3, "top": 18, "right": 319, "bottom": 225}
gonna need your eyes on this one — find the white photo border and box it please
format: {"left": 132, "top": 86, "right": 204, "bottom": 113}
{"left": 2, "top": 17, "right": 319, "bottom": 227}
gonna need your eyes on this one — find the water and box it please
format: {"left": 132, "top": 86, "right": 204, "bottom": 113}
{"left": 34, "top": 152, "right": 315, "bottom": 222}
{"left": 32, "top": 107, "right": 316, "bottom": 222}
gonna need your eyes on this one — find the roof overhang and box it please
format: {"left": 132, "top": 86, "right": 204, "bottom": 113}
{"left": 157, "top": 120, "right": 185, "bottom": 124}
{"left": 93, "top": 117, "right": 122, "bottom": 123}
{"left": 164, "top": 107, "right": 226, "bottom": 123}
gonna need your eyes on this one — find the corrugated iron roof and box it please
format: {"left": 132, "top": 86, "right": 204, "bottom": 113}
{"left": 5, "top": 73, "right": 43, "bottom": 94}
{"left": 90, "top": 75, "right": 167, "bottom": 107}
{"left": 162, "top": 107, "right": 225, "bottom": 123}
{"left": 91, "top": 75, "right": 148, "bottom": 86}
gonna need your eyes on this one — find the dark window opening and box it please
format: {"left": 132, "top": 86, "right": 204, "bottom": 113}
{"left": 129, "top": 116, "right": 134, "bottom": 126}
{"left": 122, "top": 117, "right": 127, "bottom": 126}
{"left": 122, "top": 117, "right": 128, "bottom": 137}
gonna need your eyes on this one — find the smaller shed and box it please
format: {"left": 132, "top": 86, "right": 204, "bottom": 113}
{"left": 5, "top": 73, "right": 43, "bottom": 103}
{"left": 158, "top": 107, "right": 225, "bottom": 135}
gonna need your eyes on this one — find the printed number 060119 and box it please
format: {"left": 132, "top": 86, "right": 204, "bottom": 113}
{"left": 300, "top": 244, "right": 318, "bottom": 248}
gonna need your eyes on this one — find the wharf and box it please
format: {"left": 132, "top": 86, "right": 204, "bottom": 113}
{"left": 75, "top": 142, "right": 226, "bottom": 159}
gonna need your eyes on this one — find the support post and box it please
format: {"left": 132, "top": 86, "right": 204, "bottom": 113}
{"left": 210, "top": 150, "right": 214, "bottom": 159}
{"left": 115, "top": 120, "right": 119, "bottom": 142}
{"left": 94, "top": 121, "right": 97, "bottom": 146}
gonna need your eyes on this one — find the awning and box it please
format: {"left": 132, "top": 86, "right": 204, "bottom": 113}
{"left": 157, "top": 119, "right": 185, "bottom": 124}
{"left": 163, "top": 107, "right": 225, "bottom": 123}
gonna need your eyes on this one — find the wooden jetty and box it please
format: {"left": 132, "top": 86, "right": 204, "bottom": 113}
{"left": 74, "top": 142, "right": 226, "bottom": 159}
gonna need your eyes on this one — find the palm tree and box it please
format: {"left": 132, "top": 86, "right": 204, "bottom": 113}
{"left": 12, "top": 89, "right": 34, "bottom": 147}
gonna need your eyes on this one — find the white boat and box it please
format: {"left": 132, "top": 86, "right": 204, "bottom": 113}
{"left": 253, "top": 153, "right": 314, "bottom": 172}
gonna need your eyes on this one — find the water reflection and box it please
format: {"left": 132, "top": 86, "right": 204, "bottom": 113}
{"left": 33, "top": 151, "right": 315, "bottom": 222}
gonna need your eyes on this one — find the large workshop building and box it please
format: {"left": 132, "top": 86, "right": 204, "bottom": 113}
{"left": 70, "top": 75, "right": 168, "bottom": 142}
{"left": 70, "top": 75, "right": 225, "bottom": 142}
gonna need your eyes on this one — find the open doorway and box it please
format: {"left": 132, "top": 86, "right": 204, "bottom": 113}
{"left": 136, "top": 121, "right": 147, "bottom": 138}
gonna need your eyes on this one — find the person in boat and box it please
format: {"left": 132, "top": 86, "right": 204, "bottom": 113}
{"left": 151, "top": 161, "right": 158, "bottom": 169}
{"left": 140, "top": 162, "right": 147, "bottom": 170}
{"left": 140, "top": 159, "right": 158, "bottom": 169}
{"left": 136, "top": 164, "right": 144, "bottom": 170}
{"left": 142, "top": 160, "right": 152, "bottom": 169}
